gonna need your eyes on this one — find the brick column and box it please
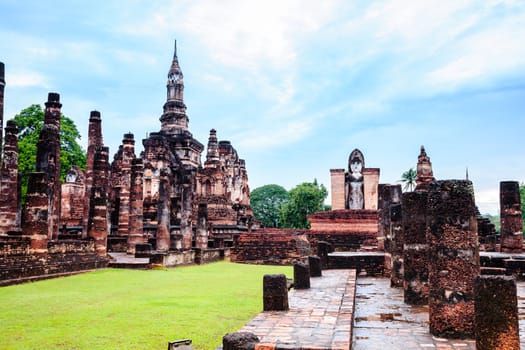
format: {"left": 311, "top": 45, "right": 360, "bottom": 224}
{"left": 35, "top": 92, "right": 62, "bottom": 240}
{"left": 156, "top": 169, "right": 171, "bottom": 252}
{"left": 22, "top": 172, "right": 49, "bottom": 255}
{"left": 116, "top": 133, "right": 135, "bottom": 237}
{"left": 127, "top": 158, "right": 144, "bottom": 254}
{"left": 500, "top": 181, "right": 523, "bottom": 253}
{"left": 83, "top": 111, "right": 103, "bottom": 238}
{"left": 330, "top": 168, "right": 345, "bottom": 210}
{"left": 180, "top": 182, "right": 193, "bottom": 250}
{"left": 474, "top": 275, "right": 520, "bottom": 350}
{"left": 0, "top": 62, "right": 5, "bottom": 167}
{"left": 402, "top": 191, "right": 429, "bottom": 305}
{"left": 0, "top": 120, "right": 19, "bottom": 234}
{"left": 363, "top": 168, "right": 380, "bottom": 210}
{"left": 427, "top": 180, "right": 479, "bottom": 338}
{"left": 195, "top": 203, "right": 208, "bottom": 250}
{"left": 387, "top": 185, "right": 403, "bottom": 288}
{"left": 87, "top": 146, "right": 109, "bottom": 256}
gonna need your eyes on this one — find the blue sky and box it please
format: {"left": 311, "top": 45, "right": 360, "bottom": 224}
{"left": 1, "top": 0, "right": 524, "bottom": 214}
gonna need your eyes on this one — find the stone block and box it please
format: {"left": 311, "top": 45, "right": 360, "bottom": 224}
{"left": 474, "top": 275, "right": 520, "bottom": 350}
{"left": 293, "top": 261, "right": 310, "bottom": 289}
{"left": 308, "top": 255, "right": 322, "bottom": 277}
{"left": 263, "top": 274, "right": 289, "bottom": 311}
{"left": 222, "top": 332, "right": 259, "bottom": 350}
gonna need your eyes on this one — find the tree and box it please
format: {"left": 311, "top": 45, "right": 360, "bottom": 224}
{"left": 13, "top": 104, "right": 87, "bottom": 200}
{"left": 400, "top": 168, "right": 417, "bottom": 192}
{"left": 279, "top": 179, "right": 328, "bottom": 229}
{"left": 250, "top": 184, "right": 289, "bottom": 228}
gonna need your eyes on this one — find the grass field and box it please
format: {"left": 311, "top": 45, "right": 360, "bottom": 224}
{"left": 0, "top": 262, "right": 292, "bottom": 350}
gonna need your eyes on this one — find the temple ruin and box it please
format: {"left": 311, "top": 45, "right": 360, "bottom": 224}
{"left": 0, "top": 42, "right": 255, "bottom": 284}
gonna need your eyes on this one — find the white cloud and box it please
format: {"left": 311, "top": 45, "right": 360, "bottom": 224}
{"left": 426, "top": 13, "right": 525, "bottom": 89}
{"left": 235, "top": 119, "right": 313, "bottom": 152}
{"left": 475, "top": 187, "right": 500, "bottom": 215}
{"left": 7, "top": 70, "right": 49, "bottom": 88}
{"left": 178, "top": 0, "right": 340, "bottom": 71}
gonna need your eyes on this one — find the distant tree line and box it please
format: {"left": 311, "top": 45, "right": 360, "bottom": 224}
{"left": 250, "top": 180, "right": 328, "bottom": 229}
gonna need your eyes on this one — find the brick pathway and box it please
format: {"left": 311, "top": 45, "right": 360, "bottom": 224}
{"left": 239, "top": 269, "right": 356, "bottom": 349}
{"left": 225, "top": 271, "right": 525, "bottom": 349}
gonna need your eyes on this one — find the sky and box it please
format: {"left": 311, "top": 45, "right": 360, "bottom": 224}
{"left": 0, "top": 0, "right": 524, "bottom": 215}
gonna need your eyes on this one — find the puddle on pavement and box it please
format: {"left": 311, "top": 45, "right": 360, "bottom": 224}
{"left": 355, "top": 295, "right": 370, "bottom": 299}
{"left": 355, "top": 312, "right": 403, "bottom": 322}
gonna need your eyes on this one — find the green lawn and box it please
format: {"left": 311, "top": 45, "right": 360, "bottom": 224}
{"left": 0, "top": 262, "right": 291, "bottom": 350}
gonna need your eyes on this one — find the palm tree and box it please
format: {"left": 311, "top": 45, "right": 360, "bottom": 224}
{"left": 400, "top": 168, "right": 417, "bottom": 192}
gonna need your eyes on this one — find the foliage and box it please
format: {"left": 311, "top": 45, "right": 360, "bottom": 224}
{"left": 0, "top": 262, "right": 292, "bottom": 350}
{"left": 13, "top": 104, "right": 87, "bottom": 200}
{"left": 250, "top": 184, "right": 290, "bottom": 227}
{"left": 400, "top": 168, "right": 417, "bottom": 192}
{"left": 279, "top": 179, "right": 328, "bottom": 229}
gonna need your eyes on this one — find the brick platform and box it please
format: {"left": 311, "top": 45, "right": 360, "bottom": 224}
{"left": 238, "top": 269, "right": 356, "bottom": 349}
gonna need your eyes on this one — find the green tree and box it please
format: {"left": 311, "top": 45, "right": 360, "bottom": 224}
{"left": 279, "top": 179, "right": 328, "bottom": 229}
{"left": 14, "top": 104, "right": 87, "bottom": 200}
{"left": 250, "top": 184, "right": 289, "bottom": 228}
{"left": 400, "top": 168, "right": 417, "bottom": 192}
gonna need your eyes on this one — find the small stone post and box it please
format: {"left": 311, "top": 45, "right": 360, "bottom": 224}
{"left": 308, "top": 255, "right": 322, "bottom": 277}
{"left": 222, "top": 332, "right": 260, "bottom": 350}
{"left": 402, "top": 191, "right": 429, "bottom": 305}
{"left": 427, "top": 180, "right": 479, "bottom": 338}
{"left": 263, "top": 274, "right": 289, "bottom": 311}
{"left": 294, "top": 261, "right": 310, "bottom": 289}
{"left": 474, "top": 275, "right": 520, "bottom": 350}
{"left": 500, "top": 181, "right": 523, "bottom": 253}
{"left": 317, "top": 241, "right": 330, "bottom": 269}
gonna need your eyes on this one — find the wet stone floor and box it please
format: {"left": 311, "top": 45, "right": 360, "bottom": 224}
{"left": 353, "top": 277, "right": 525, "bottom": 350}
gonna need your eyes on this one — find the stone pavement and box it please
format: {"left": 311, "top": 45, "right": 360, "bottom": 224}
{"left": 239, "top": 269, "right": 356, "bottom": 349}
{"left": 224, "top": 270, "right": 525, "bottom": 349}
{"left": 353, "top": 277, "right": 525, "bottom": 350}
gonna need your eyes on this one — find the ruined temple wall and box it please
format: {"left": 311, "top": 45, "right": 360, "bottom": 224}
{"left": 231, "top": 230, "right": 311, "bottom": 265}
{"left": 0, "top": 237, "right": 108, "bottom": 286}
